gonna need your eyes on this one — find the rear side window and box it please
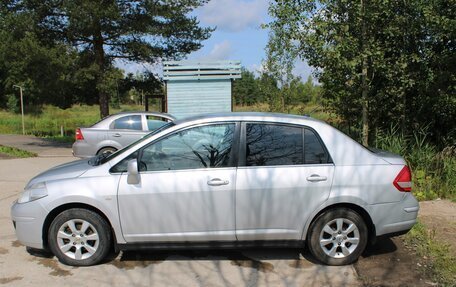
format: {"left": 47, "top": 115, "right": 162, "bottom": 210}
{"left": 246, "top": 124, "right": 303, "bottom": 166}
{"left": 111, "top": 115, "right": 142, "bottom": 130}
{"left": 304, "top": 128, "right": 330, "bottom": 164}
{"left": 146, "top": 115, "right": 170, "bottom": 131}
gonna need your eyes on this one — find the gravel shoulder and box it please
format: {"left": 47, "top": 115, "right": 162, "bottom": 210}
{"left": 356, "top": 200, "right": 456, "bottom": 287}
{"left": 418, "top": 200, "right": 456, "bottom": 255}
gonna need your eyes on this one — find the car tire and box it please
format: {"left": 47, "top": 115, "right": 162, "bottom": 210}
{"left": 307, "top": 208, "right": 368, "bottom": 266}
{"left": 97, "top": 147, "right": 117, "bottom": 156}
{"left": 48, "top": 208, "right": 111, "bottom": 266}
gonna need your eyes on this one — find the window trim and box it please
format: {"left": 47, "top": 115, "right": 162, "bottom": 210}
{"left": 136, "top": 121, "right": 241, "bottom": 173}
{"left": 239, "top": 121, "right": 333, "bottom": 168}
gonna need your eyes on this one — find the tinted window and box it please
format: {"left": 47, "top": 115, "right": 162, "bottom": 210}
{"left": 111, "top": 115, "right": 142, "bottom": 130}
{"left": 140, "top": 124, "right": 235, "bottom": 171}
{"left": 146, "top": 115, "right": 170, "bottom": 131}
{"left": 246, "top": 124, "right": 303, "bottom": 166}
{"left": 304, "top": 128, "right": 329, "bottom": 164}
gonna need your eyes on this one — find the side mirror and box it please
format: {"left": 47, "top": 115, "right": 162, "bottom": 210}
{"left": 127, "top": 159, "right": 140, "bottom": 184}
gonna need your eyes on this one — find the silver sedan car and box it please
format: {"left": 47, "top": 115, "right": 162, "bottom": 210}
{"left": 11, "top": 112, "right": 418, "bottom": 266}
{"left": 72, "top": 111, "right": 175, "bottom": 158}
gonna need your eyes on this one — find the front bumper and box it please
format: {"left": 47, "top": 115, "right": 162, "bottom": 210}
{"left": 370, "top": 193, "right": 419, "bottom": 236}
{"left": 11, "top": 199, "right": 48, "bottom": 250}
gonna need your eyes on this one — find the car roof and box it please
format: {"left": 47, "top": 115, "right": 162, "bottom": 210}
{"left": 112, "top": 111, "right": 175, "bottom": 119}
{"left": 173, "top": 112, "right": 323, "bottom": 126}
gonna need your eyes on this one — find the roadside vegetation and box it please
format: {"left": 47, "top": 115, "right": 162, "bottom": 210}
{"left": 405, "top": 222, "right": 456, "bottom": 286}
{"left": 0, "top": 145, "right": 37, "bottom": 158}
{"left": 0, "top": 104, "right": 143, "bottom": 138}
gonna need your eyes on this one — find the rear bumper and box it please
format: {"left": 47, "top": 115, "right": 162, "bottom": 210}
{"left": 369, "top": 193, "right": 419, "bottom": 236}
{"left": 72, "top": 141, "right": 95, "bottom": 158}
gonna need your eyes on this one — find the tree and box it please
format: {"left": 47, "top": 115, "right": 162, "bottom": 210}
{"left": 267, "top": 0, "right": 455, "bottom": 146}
{"left": 233, "top": 68, "right": 260, "bottom": 106}
{"left": 264, "top": 26, "right": 298, "bottom": 112}
{"left": 0, "top": 7, "right": 80, "bottom": 109}
{"left": 15, "top": 0, "right": 212, "bottom": 118}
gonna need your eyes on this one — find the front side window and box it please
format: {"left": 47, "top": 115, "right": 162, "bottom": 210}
{"left": 111, "top": 115, "right": 142, "bottom": 130}
{"left": 246, "top": 123, "right": 303, "bottom": 166}
{"left": 140, "top": 124, "right": 235, "bottom": 171}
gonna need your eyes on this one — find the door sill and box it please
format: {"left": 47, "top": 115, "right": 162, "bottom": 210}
{"left": 116, "top": 240, "right": 305, "bottom": 251}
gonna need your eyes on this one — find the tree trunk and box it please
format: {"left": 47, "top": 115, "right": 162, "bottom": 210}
{"left": 94, "top": 24, "right": 109, "bottom": 118}
{"left": 361, "top": 59, "right": 369, "bottom": 146}
{"left": 361, "top": 0, "right": 369, "bottom": 146}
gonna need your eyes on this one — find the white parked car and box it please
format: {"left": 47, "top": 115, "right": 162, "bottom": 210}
{"left": 72, "top": 111, "right": 175, "bottom": 158}
{"left": 11, "top": 112, "right": 418, "bottom": 266}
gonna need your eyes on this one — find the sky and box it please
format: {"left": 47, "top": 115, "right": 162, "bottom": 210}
{"left": 119, "top": 0, "right": 313, "bottom": 80}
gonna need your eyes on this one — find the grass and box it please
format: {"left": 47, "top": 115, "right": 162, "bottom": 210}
{"left": 234, "top": 102, "right": 335, "bottom": 122}
{"left": 0, "top": 104, "right": 144, "bottom": 138}
{"left": 0, "top": 145, "right": 37, "bottom": 158}
{"left": 405, "top": 221, "right": 456, "bottom": 286}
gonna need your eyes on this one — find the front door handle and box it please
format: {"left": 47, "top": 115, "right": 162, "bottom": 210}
{"left": 112, "top": 133, "right": 121, "bottom": 137}
{"left": 306, "top": 174, "right": 328, "bottom": 182}
{"left": 207, "top": 178, "right": 229, "bottom": 186}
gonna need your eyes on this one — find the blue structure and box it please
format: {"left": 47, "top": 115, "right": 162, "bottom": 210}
{"left": 163, "top": 60, "right": 241, "bottom": 119}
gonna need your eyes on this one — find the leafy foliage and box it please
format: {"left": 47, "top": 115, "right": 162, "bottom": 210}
{"left": 0, "top": 0, "right": 212, "bottom": 117}
{"left": 267, "top": 0, "right": 455, "bottom": 147}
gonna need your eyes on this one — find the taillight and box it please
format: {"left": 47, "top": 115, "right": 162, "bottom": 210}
{"left": 393, "top": 166, "right": 412, "bottom": 192}
{"left": 75, "top": 128, "right": 84, "bottom": 141}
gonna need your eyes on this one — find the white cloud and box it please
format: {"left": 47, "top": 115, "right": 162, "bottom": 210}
{"left": 204, "top": 40, "right": 233, "bottom": 61}
{"left": 198, "top": 0, "right": 268, "bottom": 32}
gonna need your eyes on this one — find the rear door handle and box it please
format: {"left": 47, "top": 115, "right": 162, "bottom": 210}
{"left": 112, "top": 133, "right": 121, "bottom": 137}
{"left": 207, "top": 178, "right": 229, "bottom": 186}
{"left": 306, "top": 174, "right": 327, "bottom": 182}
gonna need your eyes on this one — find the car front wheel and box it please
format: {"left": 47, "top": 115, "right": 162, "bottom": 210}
{"left": 307, "top": 208, "right": 368, "bottom": 265}
{"left": 48, "top": 208, "right": 111, "bottom": 266}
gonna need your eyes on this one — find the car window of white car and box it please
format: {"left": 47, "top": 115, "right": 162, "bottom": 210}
{"left": 246, "top": 123, "right": 304, "bottom": 166}
{"left": 140, "top": 124, "right": 235, "bottom": 171}
{"left": 304, "top": 128, "right": 331, "bottom": 164}
{"left": 110, "top": 115, "right": 142, "bottom": 130}
{"left": 146, "top": 115, "right": 170, "bottom": 131}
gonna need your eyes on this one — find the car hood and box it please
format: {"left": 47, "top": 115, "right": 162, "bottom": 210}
{"left": 26, "top": 159, "right": 92, "bottom": 188}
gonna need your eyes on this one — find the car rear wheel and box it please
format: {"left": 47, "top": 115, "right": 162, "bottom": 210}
{"left": 307, "top": 208, "right": 368, "bottom": 265}
{"left": 48, "top": 208, "right": 111, "bottom": 266}
{"left": 97, "top": 147, "right": 117, "bottom": 156}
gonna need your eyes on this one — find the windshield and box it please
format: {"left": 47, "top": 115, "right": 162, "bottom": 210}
{"left": 88, "top": 121, "right": 175, "bottom": 166}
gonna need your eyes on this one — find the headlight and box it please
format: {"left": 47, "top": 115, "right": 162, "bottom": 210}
{"left": 18, "top": 182, "right": 48, "bottom": 204}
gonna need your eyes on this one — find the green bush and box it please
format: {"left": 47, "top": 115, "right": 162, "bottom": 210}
{"left": 375, "top": 125, "right": 456, "bottom": 200}
{"left": 6, "top": 94, "right": 19, "bottom": 113}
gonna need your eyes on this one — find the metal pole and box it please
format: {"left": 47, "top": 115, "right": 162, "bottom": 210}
{"left": 13, "top": 85, "right": 25, "bottom": 135}
{"left": 20, "top": 87, "right": 24, "bottom": 135}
